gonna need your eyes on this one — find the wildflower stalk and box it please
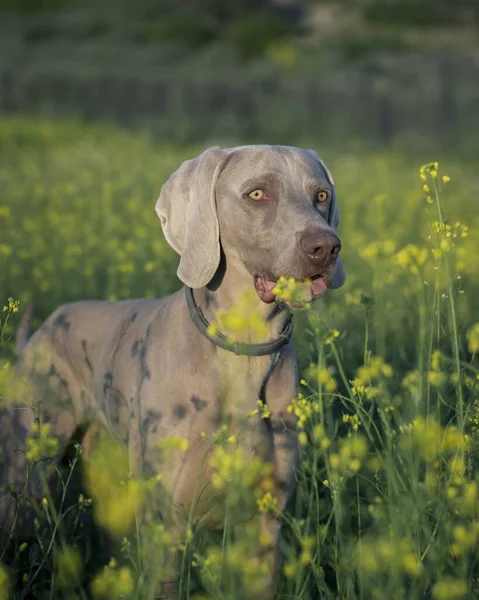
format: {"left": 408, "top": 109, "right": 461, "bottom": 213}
{"left": 432, "top": 176, "right": 465, "bottom": 429}
{"left": 23, "top": 449, "right": 81, "bottom": 595}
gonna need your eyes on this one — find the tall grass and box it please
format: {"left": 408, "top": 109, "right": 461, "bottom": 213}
{"left": 0, "top": 118, "right": 479, "bottom": 599}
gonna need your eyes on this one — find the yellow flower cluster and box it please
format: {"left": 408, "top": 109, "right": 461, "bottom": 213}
{"left": 257, "top": 491, "right": 279, "bottom": 514}
{"left": 91, "top": 558, "right": 135, "bottom": 599}
{"left": 307, "top": 364, "right": 337, "bottom": 393}
{"left": 446, "top": 476, "right": 478, "bottom": 518}
{"left": 431, "top": 221, "right": 468, "bottom": 239}
{"left": 431, "top": 221, "right": 469, "bottom": 254}
{"left": 249, "top": 399, "right": 271, "bottom": 419}
{"left": 84, "top": 438, "right": 144, "bottom": 536}
{"left": 395, "top": 244, "right": 428, "bottom": 273}
{"left": 449, "top": 522, "right": 479, "bottom": 557}
{"left": 208, "top": 290, "right": 269, "bottom": 340}
{"left": 428, "top": 350, "right": 447, "bottom": 387}
{"left": 419, "top": 161, "right": 440, "bottom": 181}
{"left": 355, "top": 536, "right": 422, "bottom": 577}
{"left": 283, "top": 536, "right": 316, "bottom": 576}
{"left": 56, "top": 545, "right": 82, "bottom": 589}
{"left": 287, "top": 393, "right": 320, "bottom": 428}
{"left": 25, "top": 422, "right": 60, "bottom": 461}
{"left": 272, "top": 276, "right": 312, "bottom": 309}
{"left": 359, "top": 240, "right": 397, "bottom": 261}
{"left": 201, "top": 537, "right": 272, "bottom": 595}
{"left": 350, "top": 355, "right": 393, "bottom": 400}
{"left": 325, "top": 328, "right": 340, "bottom": 345}
{"left": 342, "top": 413, "right": 361, "bottom": 431}
{"left": 209, "top": 446, "right": 273, "bottom": 492}
{"left": 311, "top": 423, "right": 331, "bottom": 449}
{"left": 329, "top": 435, "right": 368, "bottom": 474}
{"left": 0, "top": 564, "right": 10, "bottom": 599}
{"left": 2, "top": 297, "right": 19, "bottom": 314}
{"left": 399, "top": 417, "right": 470, "bottom": 464}
{"left": 467, "top": 322, "right": 479, "bottom": 353}
{"left": 157, "top": 435, "right": 189, "bottom": 460}
{"left": 432, "top": 577, "right": 468, "bottom": 600}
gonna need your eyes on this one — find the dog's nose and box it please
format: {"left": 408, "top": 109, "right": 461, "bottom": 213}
{"left": 300, "top": 230, "right": 341, "bottom": 264}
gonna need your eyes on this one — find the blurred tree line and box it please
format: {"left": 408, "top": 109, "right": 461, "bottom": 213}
{"left": 0, "top": 0, "right": 477, "bottom": 62}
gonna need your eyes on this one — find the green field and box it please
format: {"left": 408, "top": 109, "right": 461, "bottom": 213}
{"left": 1, "top": 117, "right": 479, "bottom": 599}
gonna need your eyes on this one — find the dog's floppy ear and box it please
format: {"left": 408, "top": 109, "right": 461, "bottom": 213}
{"left": 156, "top": 147, "right": 229, "bottom": 289}
{"left": 308, "top": 151, "right": 346, "bottom": 290}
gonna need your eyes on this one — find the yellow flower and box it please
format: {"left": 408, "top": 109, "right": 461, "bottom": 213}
{"left": 271, "top": 276, "right": 314, "bottom": 309}
{"left": 467, "top": 323, "right": 479, "bottom": 353}
{"left": 283, "top": 561, "right": 296, "bottom": 578}
{"left": 209, "top": 446, "right": 272, "bottom": 491}
{"left": 350, "top": 458, "right": 361, "bottom": 472}
{"left": 143, "top": 261, "right": 155, "bottom": 272}
{"left": 26, "top": 422, "right": 60, "bottom": 461}
{"left": 307, "top": 364, "right": 337, "bottom": 392}
{"left": 442, "top": 175, "right": 451, "bottom": 182}
{"left": 56, "top": 546, "right": 82, "bottom": 589}
{"left": 298, "top": 431, "right": 308, "bottom": 446}
{"left": 257, "top": 491, "right": 279, "bottom": 514}
{"left": 288, "top": 393, "right": 321, "bottom": 427}
{"left": 396, "top": 244, "right": 428, "bottom": 273}
{"left": 211, "top": 290, "right": 270, "bottom": 339}
{"left": 84, "top": 438, "right": 143, "bottom": 535}
{"left": 428, "top": 370, "right": 447, "bottom": 387}
{"left": 91, "top": 564, "right": 135, "bottom": 599}
{"left": 432, "top": 577, "right": 468, "bottom": 600}
{"left": 325, "top": 329, "right": 340, "bottom": 344}
{"left": 356, "top": 549, "right": 379, "bottom": 574}
{"left": 2, "top": 297, "right": 19, "bottom": 314}
{"left": 207, "top": 323, "right": 218, "bottom": 337}
{"left": 402, "top": 553, "right": 422, "bottom": 576}
{"left": 158, "top": 435, "right": 189, "bottom": 456}
{"left": 0, "top": 564, "right": 10, "bottom": 599}
{"left": 255, "top": 399, "right": 271, "bottom": 419}
{"left": 299, "top": 536, "right": 315, "bottom": 565}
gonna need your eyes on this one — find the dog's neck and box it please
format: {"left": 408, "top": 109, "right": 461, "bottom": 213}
{"left": 195, "top": 255, "right": 290, "bottom": 345}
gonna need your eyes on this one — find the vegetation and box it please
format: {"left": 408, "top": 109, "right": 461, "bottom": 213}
{"left": 1, "top": 117, "right": 479, "bottom": 599}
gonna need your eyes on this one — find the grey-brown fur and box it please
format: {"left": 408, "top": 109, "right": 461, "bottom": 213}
{"left": 0, "top": 145, "right": 345, "bottom": 596}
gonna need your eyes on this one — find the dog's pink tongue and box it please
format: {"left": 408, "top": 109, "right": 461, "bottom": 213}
{"left": 255, "top": 278, "right": 276, "bottom": 303}
{"left": 311, "top": 277, "right": 328, "bottom": 296}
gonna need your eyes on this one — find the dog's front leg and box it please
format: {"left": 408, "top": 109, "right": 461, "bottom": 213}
{"left": 261, "top": 345, "right": 299, "bottom": 594}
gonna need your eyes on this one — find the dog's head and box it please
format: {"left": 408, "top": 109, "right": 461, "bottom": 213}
{"left": 156, "top": 145, "right": 345, "bottom": 305}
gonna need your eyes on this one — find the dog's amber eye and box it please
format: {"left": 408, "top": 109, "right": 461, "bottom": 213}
{"left": 248, "top": 189, "right": 265, "bottom": 201}
{"left": 317, "top": 190, "right": 330, "bottom": 203}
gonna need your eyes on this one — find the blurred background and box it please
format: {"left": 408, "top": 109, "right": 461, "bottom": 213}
{"left": 1, "top": 0, "right": 478, "bottom": 151}
{"left": 0, "top": 0, "right": 478, "bottom": 360}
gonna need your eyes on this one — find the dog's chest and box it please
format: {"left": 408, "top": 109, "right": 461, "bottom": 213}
{"left": 217, "top": 353, "right": 272, "bottom": 419}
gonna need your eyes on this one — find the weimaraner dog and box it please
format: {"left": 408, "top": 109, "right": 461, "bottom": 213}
{"left": 0, "top": 145, "right": 344, "bottom": 596}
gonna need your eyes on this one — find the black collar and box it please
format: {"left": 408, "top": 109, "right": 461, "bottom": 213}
{"left": 185, "top": 286, "right": 294, "bottom": 357}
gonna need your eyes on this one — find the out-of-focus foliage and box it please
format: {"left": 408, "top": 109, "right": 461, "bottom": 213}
{"left": 362, "top": 0, "right": 479, "bottom": 28}
{"left": 0, "top": 118, "right": 183, "bottom": 327}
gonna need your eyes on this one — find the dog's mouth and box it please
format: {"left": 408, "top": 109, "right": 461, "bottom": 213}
{"left": 254, "top": 274, "right": 328, "bottom": 306}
